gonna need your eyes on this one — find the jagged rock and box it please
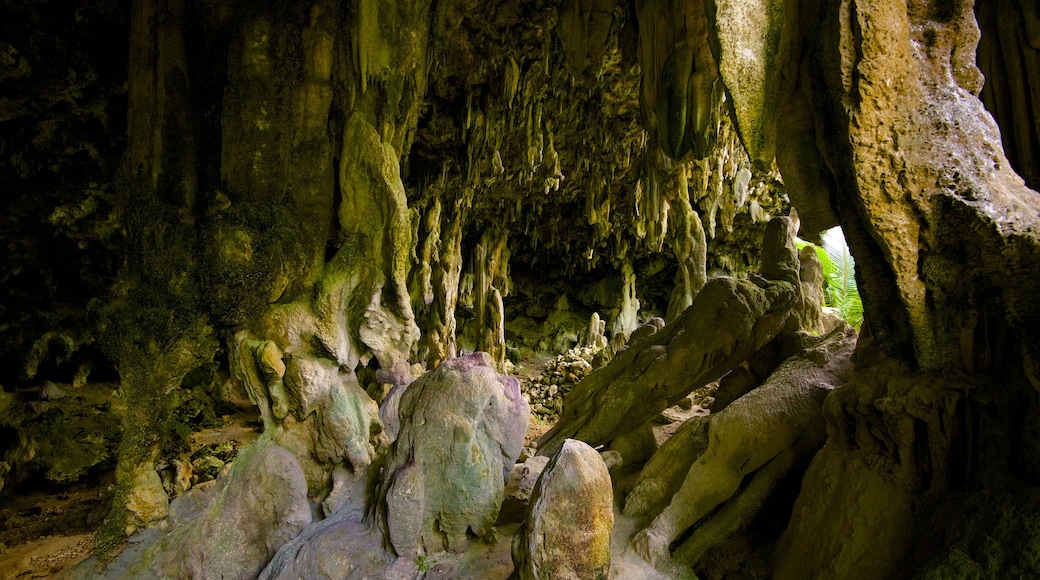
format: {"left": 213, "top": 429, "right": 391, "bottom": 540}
{"left": 117, "top": 442, "right": 311, "bottom": 580}
{"left": 0, "top": 461, "right": 10, "bottom": 496}
{"left": 630, "top": 325, "right": 857, "bottom": 568}
{"left": 377, "top": 352, "right": 529, "bottom": 557}
{"left": 0, "top": 382, "right": 123, "bottom": 498}
{"left": 511, "top": 439, "right": 613, "bottom": 580}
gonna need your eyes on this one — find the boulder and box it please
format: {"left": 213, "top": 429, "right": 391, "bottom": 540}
{"left": 377, "top": 352, "right": 529, "bottom": 557}
{"left": 123, "top": 463, "right": 168, "bottom": 533}
{"left": 122, "top": 442, "right": 311, "bottom": 579}
{"left": 511, "top": 439, "right": 613, "bottom": 580}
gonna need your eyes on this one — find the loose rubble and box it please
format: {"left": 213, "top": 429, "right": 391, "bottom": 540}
{"left": 521, "top": 346, "right": 599, "bottom": 422}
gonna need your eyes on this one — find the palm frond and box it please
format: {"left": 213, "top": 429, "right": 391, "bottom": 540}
{"left": 821, "top": 227, "right": 862, "bottom": 329}
{"left": 796, "top": 229, "right": 863, "bottom": 330}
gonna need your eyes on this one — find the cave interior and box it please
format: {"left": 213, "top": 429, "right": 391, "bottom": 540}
{"left": 1, "top": 0, "right": 1040, "bottom": 578}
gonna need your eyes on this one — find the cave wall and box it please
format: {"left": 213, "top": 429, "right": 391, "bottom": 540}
{"left": 976, "top": 0, "right": 1040, "bottom": 191}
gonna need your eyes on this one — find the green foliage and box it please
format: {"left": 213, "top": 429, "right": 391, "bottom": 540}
{"left": 796, "top": 228, "right": 863, "bottom": 329}
{"left": 416, "top": 554, "right": 437, "bottom": 572}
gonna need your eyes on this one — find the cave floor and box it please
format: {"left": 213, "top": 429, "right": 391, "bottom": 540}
{"left": 0, "top": 356, "right": 707, "bottom": 579}
{"left": 0, "top": 407, "right": 262, "bottom": 579}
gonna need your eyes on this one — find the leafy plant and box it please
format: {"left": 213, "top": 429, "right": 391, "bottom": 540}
{"left": 797, "top": 228, "right": 863, "bottom": 329}
{"left": 416, "top": 554, "right": 436, "bottom": 572}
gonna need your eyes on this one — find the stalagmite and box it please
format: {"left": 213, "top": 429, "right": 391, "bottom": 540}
{"left": 377, "top": 353, "right": 529, "bottom": 557}
{"left": 511, "top": 439, "right": 613, "bottom": 580}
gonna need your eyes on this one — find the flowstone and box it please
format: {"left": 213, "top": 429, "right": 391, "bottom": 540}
{"left": 231, "top": 332, "right": 385, "bottom": 502}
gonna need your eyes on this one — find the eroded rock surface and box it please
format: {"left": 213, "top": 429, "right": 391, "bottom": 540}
{"left": 377, "top": 352, "right": 529, "bottom": 557}
{"left": 629, "top": 324, "right": 857, "bottom": 570}
{"left": 511, "top": 439, "right": 613, "bottom": 580}
{"left": 110, "top": 442, "right": 311, "bottom": 580}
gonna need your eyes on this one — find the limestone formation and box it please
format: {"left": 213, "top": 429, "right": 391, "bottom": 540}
{"left": 113, "top": 442, "right": 311, "bottom": 580}
{"left": 538, "top": 273, "right": 795, "bottom": 458}
{"left": 511, "top": 439, "right": 613, "bottom": 580}
{"left": 6, "top": 0, "right": 1040, "bottom": 578}
{"left": 259, "top": 488, "right": 393, "bottom": 580}
{"left": 622, "top": 415, "right": 711, "bottom": 520}
{"left": 630, "top": 324, "right": 857, "bottom": 568}
{"left": 231, "top": 332, "right": 385, "bottom": 501}
{"left": 377, "top": 352, "right": 529, "bottom": 557}
{"left": 259, "top": 516, "right": 393, "bottom": 580}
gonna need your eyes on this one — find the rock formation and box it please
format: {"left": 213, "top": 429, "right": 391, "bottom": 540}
{"left": 3, "top": 0, "right": 1040, "bottom": 578}
{"left": 537, "top": 216, "right": 802, "bottom": 458}
{"left": 95, "top": 442, "right": 311, "bottom": 580}
{"left": 511, "top": 439, "right": 613, "bottom": 580}
{"left": 628, "top": 324, "right": 857, "bottom": 568}
{"left": 377, "top": 352, "right": 529, "bottom": 557}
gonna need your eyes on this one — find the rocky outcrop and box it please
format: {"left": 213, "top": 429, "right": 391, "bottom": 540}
{"left": 110, "top": 442, "right": 311, "bottom": 580}
{"left": 511, "top": 439, "right": 613, "bottom": 580}
{"left": 765, "top": 0, "right": 1040, "bottom": 575}
{"left": 629, "top": 324, "right": 856, "bottom": 569}
{"left": 377, "top": 352, "right": 529, "bottom": 557}
{"left": 537, "top": 217, "right": 805, "bottom": 458}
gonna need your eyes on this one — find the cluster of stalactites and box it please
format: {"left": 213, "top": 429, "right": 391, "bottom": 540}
{"left": 400, "top": 0, "right": 791, "bottom": 368}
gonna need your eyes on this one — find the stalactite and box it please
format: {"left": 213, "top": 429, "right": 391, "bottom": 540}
{"left": 634, "top": 0, "right": 719, "bottom": 160}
